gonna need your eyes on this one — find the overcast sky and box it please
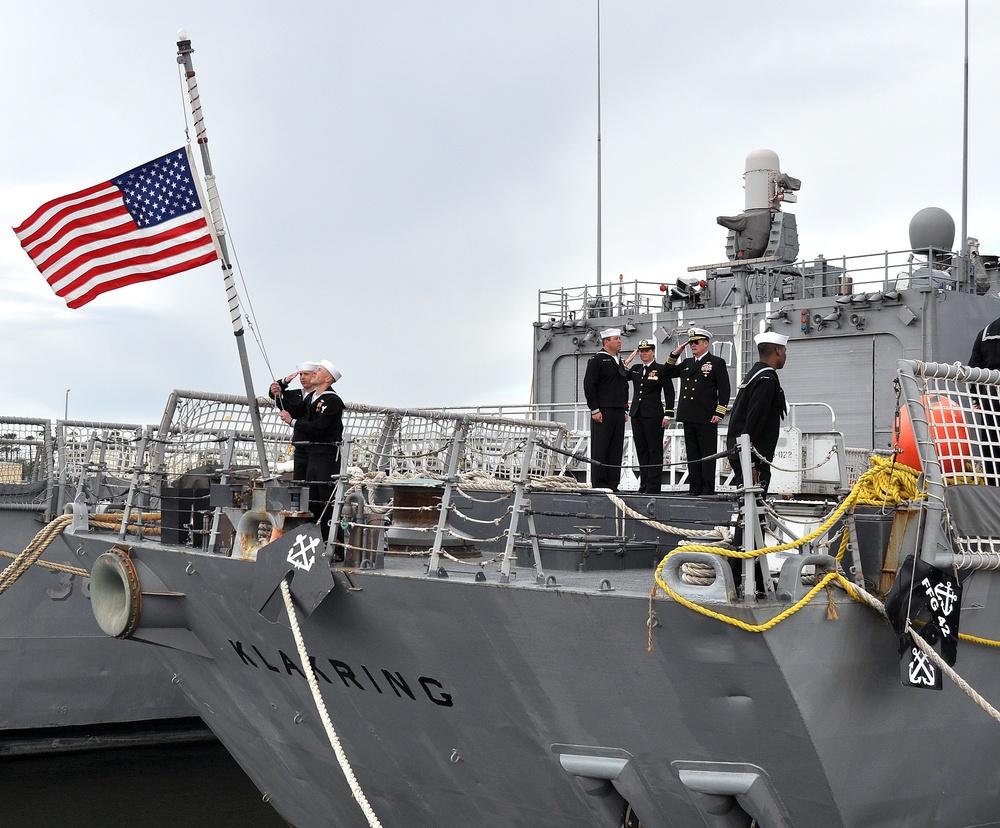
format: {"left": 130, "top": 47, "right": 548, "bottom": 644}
{"left": 2, "top": 0, "right": 998, "bottom": 424}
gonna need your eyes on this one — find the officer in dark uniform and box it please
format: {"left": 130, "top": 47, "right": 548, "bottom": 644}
{"left": 726, "top": 331, "right": 788, "bottom": 596}
{"left": 663, "top": 327, "right": 731, "bottom": 496}
{"left": 269, "top": 360, "right": 318, "bottom": 482}
{"left": 624, "top": 339, "right": 674, "bottom": 493}
{"left": 969, "top": 317, "right": 1000, "bottom": 478}
{"left": 279, "top": 359, "right": 344, "bottom": 539}
{"left": 727, "top": 331, "right": 788, "bottom": 493}
{"left": 583, "top": 327, "right": 629, "bottom": 491}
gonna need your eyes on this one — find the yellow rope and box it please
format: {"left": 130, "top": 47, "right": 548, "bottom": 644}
{"left": 852, "top": 455, "right": 923, "bottom": 505}
{"left": 959, "top": 632, "right": 1000, "bottom": 648}
{"left": 653, "top": 531, "right": 854, "bottom": 633}
{"left": 650, "top": 458, "right": 1000, "bottom": 647}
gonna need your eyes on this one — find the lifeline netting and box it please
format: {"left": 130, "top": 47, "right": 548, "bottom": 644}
{"left": 898, "top": 360, "right": 1000, "bottom": 569}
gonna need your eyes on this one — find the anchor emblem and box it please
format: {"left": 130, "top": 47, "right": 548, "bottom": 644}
{"left": 287, "top": 533, "right": 321, "bottom": 572}
{"left": 907, "top": 646, "right": 938, "bottom": 687}
{"left": 924, "top": 579, "right": 959, "bottom": 617}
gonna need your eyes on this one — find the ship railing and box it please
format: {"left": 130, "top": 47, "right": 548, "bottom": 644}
{"left": 896, "top": 359, "right": 1000, "bottom": 569}
{"left": 151, "top": 390, "right": 292, "bottom": 478}
{"left": 424, "top": 401, "right": 694, "bottom": 490}
{"left": 499, "top": 403, "right": 736, "bottom": 492}
{"left": 538, "top": 280, "right": 669, "bottom": 325}
{"left": 561, "top": 404, "right": 852, "bottom": 496}
{"left": 54, "top": 420, "right": 152, "bottom": 515}
{"left": 138, "top": 390, "right": 572, "bottom": 491}
{"left": 139, "top": 392, "right": 861, "bottom": 504}
{"left": 341, "top": 403, "right": 569, "bottom": 481}
{"left": 538, "top": 246, "right": 974, "bottom": 321}
{"left": 0, "top": 417, "right": 156, "bottom": 516}
{"left": 399, "top": 401, "right": 603, "bottom": 438}
{"left": 69, "top": 391, "right": 574, "bottom": 549}
{"left": 0, "top": 417, "right": 55, "bottom": 513}
{"left": 771, "top": 247, "right": 963, "bottom": 303}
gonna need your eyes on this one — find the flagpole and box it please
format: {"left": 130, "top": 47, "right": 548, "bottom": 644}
{"left": 175, "top": 31, "right": 272, "bottom": 480}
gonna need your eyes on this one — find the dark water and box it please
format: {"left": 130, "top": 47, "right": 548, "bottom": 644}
{"left": 0, "top": 740, "right": 289, "bottom": 827}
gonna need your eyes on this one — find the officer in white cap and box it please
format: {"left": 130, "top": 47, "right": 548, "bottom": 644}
{"left": 278, "top": 360, "right": 346, "bottom": 542}
{"left": 622, "top": 338, "right": 674, "bottom": 493}
{"left": 663, "top": 327, "right": 731, "bottom": 496}
{"left": 316, "top": 359, "right": 343, "bottom": 383}
{"left": 269, "top": 361, "right": 320, "bottom": 481}
{"left": 270, "top": 361, "right": 319, "bottom": 408}
{"left": 583, "top": 327, "right": 629, "bottom": 491}
{"left": 726, "top": 330, "right": 789, "bottom": 597}
{"left": 727, "top": 330, "right": 789, "bottom": 493}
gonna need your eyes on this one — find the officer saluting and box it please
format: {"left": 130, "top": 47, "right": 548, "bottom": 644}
{"left": 663, "top": 328, "right": 731, "bottom": 496}
{"left": 623, "top": 339, "right": 674, "bottom": 493}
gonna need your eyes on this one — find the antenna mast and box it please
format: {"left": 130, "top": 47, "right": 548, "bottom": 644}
{"left": 960, "top": 0, "right": 969, "bottom": 285}
{"left": 175, "top": 31, "right": 272, "bottom": 479}
{"left": 596, "top": 0, "right": 603, "bottom": 290}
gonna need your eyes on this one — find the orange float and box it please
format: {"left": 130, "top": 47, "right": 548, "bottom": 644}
{"left": 893, "top": 394, "right": 970, "bottom": 475}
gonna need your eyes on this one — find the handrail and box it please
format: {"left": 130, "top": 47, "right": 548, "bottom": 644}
{"left": 787, "top": 402, "right": 837, "bottom": 432}
{"left": 538, "top": 246, "right": 967, "bottom": 322}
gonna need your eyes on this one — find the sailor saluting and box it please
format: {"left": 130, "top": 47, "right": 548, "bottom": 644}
{"left": 278, "top": 359, "right": 345, "bottom": 541}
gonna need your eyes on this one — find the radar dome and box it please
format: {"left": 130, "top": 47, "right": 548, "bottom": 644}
{"left": 745, "top": 149, "right": 780, "bottom": 172}
{"left": 743, "top": 149, "right": 782, "bottom": 210}
{"left": 909, "top": 207, "right": 955, "bottom": 252}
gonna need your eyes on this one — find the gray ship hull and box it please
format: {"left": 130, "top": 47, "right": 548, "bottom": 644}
{"left": 82, "top": 532, "right": 1000, "bottom": 828}
{"left": 0, "top": 507, "right": 194, "bottom": 742}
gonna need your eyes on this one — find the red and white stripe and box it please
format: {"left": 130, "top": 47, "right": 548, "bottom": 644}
{"left": 14, "top": 179, "right": 218, "bottom": 309}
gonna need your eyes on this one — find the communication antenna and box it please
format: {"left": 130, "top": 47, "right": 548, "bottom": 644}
{"left": 960, "top": 0, "right": 969, "bottom": 283}
{"left": 596, "top": 0, "right": 602, "bottom": 290}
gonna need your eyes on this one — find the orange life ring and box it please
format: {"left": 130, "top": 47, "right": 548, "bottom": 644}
{"left": 893, "top": 394, "right": 970, "bottom": 475}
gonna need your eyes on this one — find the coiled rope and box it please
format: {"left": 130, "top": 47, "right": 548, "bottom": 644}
{"left": 279, "top": 578, "right": 382, "bottom": 827}
{"left": 851, "top": 455, "right": 923, "bottom": 505}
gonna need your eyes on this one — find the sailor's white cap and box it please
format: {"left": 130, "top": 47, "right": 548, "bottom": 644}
{"left": 755, "top": 331, "right": 789, "bottom": 347}
{"left": 599, "top": 327, "right": 622, "bottom": 339}
{"left": 316, "top": 359, "right": 342, "bottom": 382}
{"left": 295, "top": 361, "right": 319, "bottom": 372}
{"left": 688, "top": 327, "right": 711, "bottom": 342}
{"left": 637, "top": 339, "right": 655, "bottom": 350}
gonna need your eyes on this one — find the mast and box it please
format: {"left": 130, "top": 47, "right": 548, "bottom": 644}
{"left": 960, "top": 0, "right": 969, "bottom": 286}
{"left": 596, "top": 0, "right": 602, "bottom": 290}
{"left": 175, "top": 31, "right": 272, "bottom": 479}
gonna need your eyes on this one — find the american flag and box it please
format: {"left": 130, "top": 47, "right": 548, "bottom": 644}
{"left": 13, "top": 147, "right": 219, "bottom": 309}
